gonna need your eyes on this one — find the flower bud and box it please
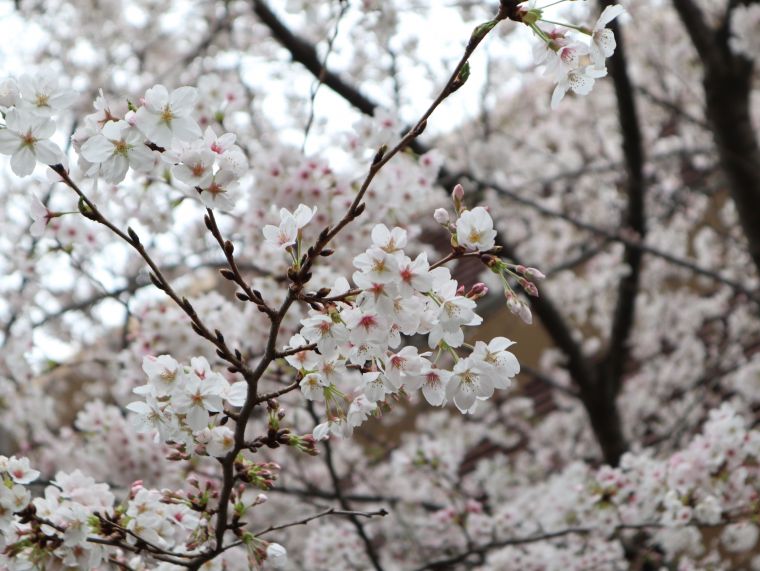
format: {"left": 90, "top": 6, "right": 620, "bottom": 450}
{"left": 525, "top": 267, "right": 546, "bottom": 280}
{"left": 433, "top": 208, "right": 450, "bottom": 224}
{"left": 519, "top": 278, "right": 539, "bottom": 297}
{"left": 452, "top": 184, "right": 464, "bottom": 212}
{"left": 266, "top": 543, "right": 288, "bottom": 569}
{"left": 518, "top": 303, "right": 533, "bottom": 325}
{"left": 467, "top": 283, "right": 489, "bottom": 299}
{"left": 505, "top": 291, "right": 519, "bottom": 312}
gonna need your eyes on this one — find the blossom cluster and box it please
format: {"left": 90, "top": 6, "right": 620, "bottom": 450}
{"left": 73, "top": 84, "right": 248, "bottom": 210}
{"left": 262, "top": 200, "right": 524, "bottom": 439}
{"left": 128, "top": 355, "right": 246, "bottom": 457}
{"left": 518, "top": 1, "right": 626, "bottom": 108}
{"left": 0, "top": 79, "right": 249, "bottom": 216}
{"left": 0, "top": 453, "right": 286, "bottom": 570}
{"left": 340, "top": 403, "right": 760, "bottom": 569}
{"left": 0, "top": 75, "right": 71, "bottom": 176}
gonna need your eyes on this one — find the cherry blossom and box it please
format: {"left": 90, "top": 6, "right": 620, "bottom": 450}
{"left": 551, "top": 64, "right": 608, "bottom": 109}
{"left": 198, "top": 169, "right": 239, "bottom": 210}
{"left": 589, "top": 5, "right": 626, "bottom": 68}
{"left": 262, "top": 205, "right": 315, "bottom": 250}
{"left": 300, "top": 372, "right": 328, "bottom": 401}
{"left": 455, "top": 206, "right": 497, "bottom": 251}
{"left": 16, "top": 74, "right": 76, "bottom": 117}
{"left": 135, "top": 85, "right": 202, "bottom": 147}
{"left": 266, "top": 543, "right": 288, "bottom": 568}
{"left": 80, "top": 120, "right": 156, "bottom": 183}
{"left": 4, "top": 2, "right": 759, "bottom": 570}
{"left": 0, "top": 108, "right": 63, "bottom": 176}
{"left": 446, "top": 357, "right": 495, "bottom": 413}
{"left": 29, "top": 195, "right": 56, "bottom": 237}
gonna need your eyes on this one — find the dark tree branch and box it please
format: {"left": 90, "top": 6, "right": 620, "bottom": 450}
{"left": 254, "top": 506, "right": 388, "bottom": 536}
{"left": 671, "top": 0, "right": 720, "bottom": 67}
{"left": 476, "top": 174, "right": 758, "bottom": 300}
{"left": 250, "top": 0, "right": 428, "bottom": 158}
{"left": 672, "top": 0, "right": 760, "bottom": 278}
{"left": 412, "top": 512, "right": 757, "bottom": 571}
{"left": 598, "top": 2, "right": 646, "bottom": 401}
{"left": 252, "top": 0, "right": 376, "bottom": 117}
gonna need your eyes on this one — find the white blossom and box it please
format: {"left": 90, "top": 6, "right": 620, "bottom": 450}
{"left": 135, "top": 84, "right": 201, "bottom": 147}
{"left": 456, "top": 207, "right": 496, "bottom": 251}
{"left": 0, "top": 108, "right": 63, "bottom": 176}
{"left": 590, "top": 5, "right": 625, "bottom": 68}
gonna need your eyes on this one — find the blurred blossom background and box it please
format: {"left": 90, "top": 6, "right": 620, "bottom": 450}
{"left": 0, "top": 0, "right": 759, "bottom": 569}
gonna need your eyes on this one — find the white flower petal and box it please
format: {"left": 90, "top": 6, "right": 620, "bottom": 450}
{"left": 11, "top": 146, "right": 36, "bottom": 176}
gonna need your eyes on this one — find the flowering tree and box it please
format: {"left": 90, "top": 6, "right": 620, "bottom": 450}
{"left": 0, "top": 0, "right": 759, "bottom": 569}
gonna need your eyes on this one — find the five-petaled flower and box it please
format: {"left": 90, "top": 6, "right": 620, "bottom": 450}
{"left": 135, "top": 85, "right": 202, "bottom": 147}
{"left": 456, "top": 206, "right": 497, "bottom": 251}
{"left": 0, "top": 108, "right": 64, "bottom": 176}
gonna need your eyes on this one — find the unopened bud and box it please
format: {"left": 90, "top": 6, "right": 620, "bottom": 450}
{"left": 525, "top": 267, "right": 545, "bottom": 280}
{"left": 519, "top": 278, "right": 539, "bottom": 297}
{"left": 480, "top": 254, "right": 499, "bottom": 269}
{"left": 467, "top": 283, "right": 489, "bottom": 299}
{"left": 452, "top": 184, "right": 465, "bottom": 214}
{"left": 433, "top": 208, "right": 450, "bottom": 224}
{"left": 518, "top": 303, "right": 533, "bottom": 325}
{"left": 505, "top": 291, "right": 520, "bottom": 312}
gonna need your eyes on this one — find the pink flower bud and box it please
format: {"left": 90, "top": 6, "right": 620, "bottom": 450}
{"left": 519, "top": 278, "right": 539, "bottom": 297}
{"left": 452, "top": 184, "right": 464, "bottom": 201}
{"left": 526, "top": 267, "right": 546, "bottom": 280}
{"left": 467, "top": 282, "right": 489, "bottom": 299}
{"left": 518, "top": 303, "right": 533, "bottom": 325}
{"left": 433, "top": 208, "right": 450, "bottom": 224}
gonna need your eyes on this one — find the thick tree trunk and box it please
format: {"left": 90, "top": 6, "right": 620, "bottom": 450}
{"left": 672, "top": 0, "right": 760, "bottom": 276}
{"left": 579, "top": 384, "right": 628, "bottom": 467}
{"left": 703, "top": 63, "right": 760, "bottom": 275}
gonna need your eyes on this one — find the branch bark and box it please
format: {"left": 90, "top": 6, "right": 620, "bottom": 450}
{"left": 672, "top": 0, "right": 760, "bottom": 277}
{"left": 593, "top": 2, "right": 646, "bottom": 467}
